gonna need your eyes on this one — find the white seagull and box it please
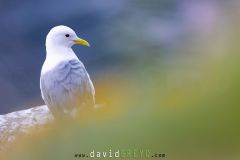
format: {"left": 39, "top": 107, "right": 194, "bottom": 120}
{"left": 40, "top": 25, "right": 95, "bottom": 118}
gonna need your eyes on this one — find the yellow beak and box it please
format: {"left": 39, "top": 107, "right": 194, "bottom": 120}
{"left": 73, "top": 38, "right": 90, "bottom": 47}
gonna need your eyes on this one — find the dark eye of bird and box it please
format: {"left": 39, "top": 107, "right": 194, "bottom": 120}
{"left": 65, "top": 34, "right": 70, "bottom": 37}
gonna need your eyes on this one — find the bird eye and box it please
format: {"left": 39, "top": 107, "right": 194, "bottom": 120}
{"left": 65, "top": 34, "right": 70, "bottom": 37}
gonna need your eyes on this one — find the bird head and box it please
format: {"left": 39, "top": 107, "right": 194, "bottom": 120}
{"left": 46, "top": 25, "right": 90, "bottom": 48}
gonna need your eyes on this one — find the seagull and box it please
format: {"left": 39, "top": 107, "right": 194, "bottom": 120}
{"left": 40, "top": 25, "right": 95, "bottom": 118}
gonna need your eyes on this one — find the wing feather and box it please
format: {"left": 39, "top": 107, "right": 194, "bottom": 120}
{"left": 40, "top": 59, "right": 95, "bottom": 116}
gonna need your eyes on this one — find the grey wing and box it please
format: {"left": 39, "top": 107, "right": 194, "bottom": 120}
{"left": 40, "top": 59, "right": 95, "bottom": 116}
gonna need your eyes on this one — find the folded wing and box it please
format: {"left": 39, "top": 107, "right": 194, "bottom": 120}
{"left": 40, "top": 59, "right": 95, "bottom": 117}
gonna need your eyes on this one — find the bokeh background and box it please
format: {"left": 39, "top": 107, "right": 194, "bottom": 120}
{"left": 1, "top": 0, "right": 240, "bottom": 159}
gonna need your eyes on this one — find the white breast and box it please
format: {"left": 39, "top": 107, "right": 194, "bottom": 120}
{"left": 41, "top": 46, "right": 78, "bottom": 75}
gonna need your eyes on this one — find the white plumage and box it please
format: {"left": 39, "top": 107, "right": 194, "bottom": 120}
{"left": 40, "top": 25, "right": 95, "bottom": 118}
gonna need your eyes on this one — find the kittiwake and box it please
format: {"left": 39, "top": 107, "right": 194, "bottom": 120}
{"left": 40, "top": 25, "right": 95, "bottom": 118}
